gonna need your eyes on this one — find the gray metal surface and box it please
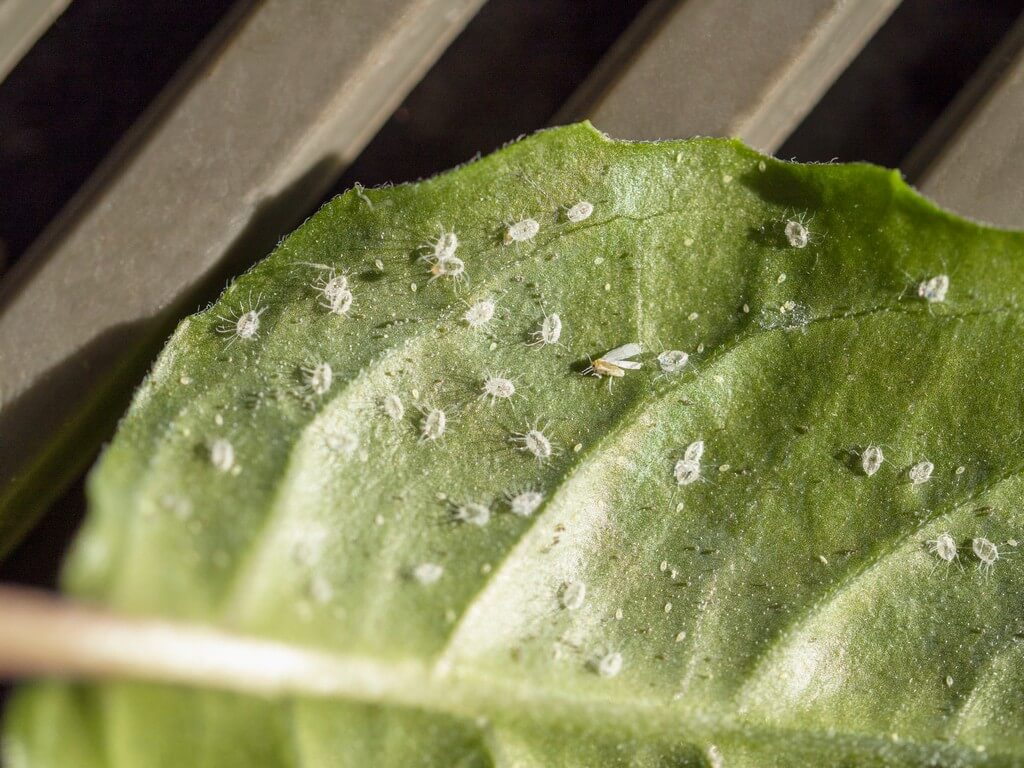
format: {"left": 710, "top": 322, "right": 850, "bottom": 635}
{"left": 0, "top": 0, "right": 70, "bottom": 82}
{"left": 911, "top": 15, "right": 1024, "bottom": 229}
{"left": 0, "top": 0, "right": 484, "bottom": 545}
{"left": 560, "top": 0, "right": 900, "bottom": 152}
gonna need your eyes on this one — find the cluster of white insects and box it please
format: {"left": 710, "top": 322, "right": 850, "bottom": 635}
{"left": 199, "top": 170, "right": 991, "bottom": 692}
{"left": 674, "top": 440, "right": 704, "bottom": 486}
{"left": 928, "top": 533, "right": 1004, "bottom": 574}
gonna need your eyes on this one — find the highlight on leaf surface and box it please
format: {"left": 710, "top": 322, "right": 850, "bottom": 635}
{"left": 5, "top": 122, "right": 1024, "bottom": 767}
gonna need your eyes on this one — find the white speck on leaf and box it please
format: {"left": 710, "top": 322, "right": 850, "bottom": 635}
{"left": 412, "top": 562, "right": 444, "bottom": 585}
{"left": 210, "top": 438, "right": 235, "bottom": 473}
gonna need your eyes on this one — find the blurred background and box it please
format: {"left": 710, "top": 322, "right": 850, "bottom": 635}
{"left": 0, "top": 0, "right": 1022, "bottom": 588}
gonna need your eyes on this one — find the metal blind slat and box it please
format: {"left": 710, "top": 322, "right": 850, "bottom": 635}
{"left": 0, "top": 0, "right": 484, "bottom": 543}
{"left": 559, "top": 0, "right": 900, "bottom": 153}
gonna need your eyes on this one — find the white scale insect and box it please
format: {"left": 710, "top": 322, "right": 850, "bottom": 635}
{"left": 512, "top": 426, "right": 553, "bottom": 461}
{"left": 464, "top": 298, "right": 496, "bottom": 328}
{"left": 918, "top": 274, "right": 949, "bottom": 303}
{"left": 420, "top": 408, "right": 447, "bottom": 442}
{"left": 481, "top": 375, "right": 516, "bottom": 405}
{"left": 421, "top": 229, "right": 465, "bottom": 284}
{"left": 210, "top": 438, "right": 235, "bottom": 473}
{"left": 302, "top": 362, "right": 333, "bottom": 396}
{"left": 657, "top": 350, "right": 689, "bottom": 374}
{"left": 928, "top": 532, "right": 958, "bottom": 564}
{"left": 585, "top": 343, "right": 642, "bottom": 380}
{"left": 861, "top": 445, "right": 884, "bottom": 476}
{"left": 529, "top": 312, "right": 562, "bottom": 347}
{"left": 784, "top": 219, "right": 809, "bottom": 248}
{"left": 383, "top": 394, "right": 404, "bottom": 421}
{"left": 504, "top": 218, "right": 540, "bottom": 245}
{"left": 412, "top": 562, "right": 444, "bottom": 585}
{"left": 560, "top": 581, "right": 586, "bottom": 610}
{"left": 973, "top": 536, "right": 1000, "bottom": 574}
{"left": 674, "top": 440, "right": 704, "bottom": 486}
{"left": 314, "top": 269, "right": 352, "bottom": 316}
{"left": 566, "top": 201, "right": 594, "bottom": 223}
{"left": 909, "top": 460, "right": 934, "bottom": 485}
{"left": 507, "top": 489, "right": 543, "bottom": 517}
{"left": 215, "top": 293, "right": 266, "bottom": 346}
{"left": 453, "top": 502, "right": 491, "bottom": 527}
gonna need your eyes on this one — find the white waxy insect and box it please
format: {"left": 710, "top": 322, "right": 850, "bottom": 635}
{"left": 597, "top": 651, "right": 623, "bottom": 678}
{"left": 657, "top": 350, "right": 689, "bottom": 374}
{"left": 684, "top": 440, "right": 704, "bottom": 463}
{"left": 504, "top": 218, "right": 540, "bottom": 244}
{"left": 508, "top": 489, "right": 543, "bottom": 517}
{"left": 464, "top": 298, "right": 496, "bottom": 328}
{"left": 383, "top": 394, "right": 404, "bottom": 421}
{"left": 427, "top": 254, "right": 466, "bottom": 283}
{"left": 929, "top": 532, "right": 958, "bottom": 563}
{"left": 566, "top": 201, "right": 594, "bottom": 223}
{"left": 420, "top": 408, "right": 447, "bottom": 441}
{"left": 586, "top": 343, "right": 642, "bottom": 378}
{"left": 454, "top": 502, "right": 491, "bottom": 527}
{"left": 412, "top": 562, "right": 444, "bottom": 585}
{"left": 513, "top": 427, "right": 552, "bottom": 460}
{"left": 861, "top": 445, "right": 884, "bottom": 476}
{"left": 324, "top": 286, "right": 353, "bottom": 316}
{"left": 303, "top": 362, "right": 333, "bottom": 396}
{"left": 322, "top": 423, "right": 359, "bottom": 458}
{"left": 909, "top": 460, "right": 934, "bottom": 485}
{"left": 918, "top": 274, "right": 949, "bottom": 303}
{"left": 973, "top": 537, "right": 999, "bottom": 572}
{"left": 216, "top": 296, "right": 266, "bottom": 346}
{"left": 426, "top": 229, "right": 459, "bottom": 260}
{"left": 309, "top": 268, "right": 352, "bottom": 315}
{"left": 482, "top": 375, "right": 516, "bottom": 404}
{"left": 210, "top": 438, "right": 235, "bottom": 473}
{"left": 785, "top": 219, "right": 809, "bottom": 248}
{"left": 560, "top": 581, "right": 586, "bottom": 610}
{"left": 530, "top": 312, "right": 562, "bottom": 347}
{"left": 674, "top": 459, "right": 701, "bottom": 486}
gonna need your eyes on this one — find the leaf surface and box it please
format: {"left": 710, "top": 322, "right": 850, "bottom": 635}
{"left": 7, "top": 123, "right": 1024, "bottom": 767}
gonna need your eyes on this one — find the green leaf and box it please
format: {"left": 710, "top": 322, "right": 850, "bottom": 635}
{"left": 7, "top": 122, "right": 1024, "bottom": 766}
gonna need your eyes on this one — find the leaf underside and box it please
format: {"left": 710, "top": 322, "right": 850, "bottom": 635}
{"left": 6, "top": 123, "right": 1024, "bottom": 767}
